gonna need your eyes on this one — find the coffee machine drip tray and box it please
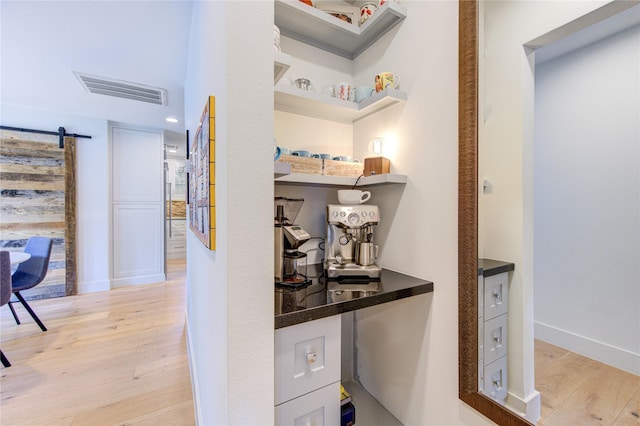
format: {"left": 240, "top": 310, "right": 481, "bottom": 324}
{"left": 325, "top": 261, "right": 382, "bottom": 280}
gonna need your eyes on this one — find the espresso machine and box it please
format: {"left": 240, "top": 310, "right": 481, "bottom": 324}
{"left": 275, "top": 197, "right": 311, "bottom": 286}
{"left": 325, "top": 204, "right": 382, "bottom": 280}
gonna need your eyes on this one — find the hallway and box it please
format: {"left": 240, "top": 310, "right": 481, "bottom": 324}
{"left": 0, "top": 259, "right": 195, "bottom": 425}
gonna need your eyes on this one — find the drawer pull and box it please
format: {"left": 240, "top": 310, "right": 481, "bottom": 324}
{"left": 306, "top": 351, "right": 317, "bottom": 365}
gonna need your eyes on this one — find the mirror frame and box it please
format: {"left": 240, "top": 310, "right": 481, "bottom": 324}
{"left": 458, "top": 1, "right": 532, "bottom": 425}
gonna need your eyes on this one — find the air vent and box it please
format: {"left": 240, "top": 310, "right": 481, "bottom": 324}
{"left": 74, "top": 72, "right": 167, "bottom": 105}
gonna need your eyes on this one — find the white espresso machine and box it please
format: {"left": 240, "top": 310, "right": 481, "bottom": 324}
{"left": 325, "top": 204, "right": 381, "bottom": 280}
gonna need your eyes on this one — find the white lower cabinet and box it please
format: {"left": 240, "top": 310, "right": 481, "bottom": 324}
{"left": 275, "top": 382, "right": 341, "bottom": 426}
{"left": 479, "top": 271, "right": 509, "bottom": 403}
{"left": 166, "top": 219, "right": 186, "bottom": 258}
{"left": 275, "top": 315, "right": 341, "bottom": 425}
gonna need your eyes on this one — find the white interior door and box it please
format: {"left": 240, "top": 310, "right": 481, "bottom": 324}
{"left": 111, "top": 125, "right": 165, "bottom": 287}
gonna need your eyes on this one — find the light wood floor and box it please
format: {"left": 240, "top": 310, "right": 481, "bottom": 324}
{"left": 536, "top": 339, "right": 640, "bottom": 425}
{"left": 1, "top": 258, "right": 195, "bottom": 426}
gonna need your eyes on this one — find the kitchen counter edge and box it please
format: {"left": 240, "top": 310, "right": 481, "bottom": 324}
{"left": 275, "top": 270, "right": 433, "bottom": 329}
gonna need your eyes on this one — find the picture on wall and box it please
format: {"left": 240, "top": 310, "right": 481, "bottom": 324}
{"left": 189, "top": 95, "right": 216, "bottom": 250}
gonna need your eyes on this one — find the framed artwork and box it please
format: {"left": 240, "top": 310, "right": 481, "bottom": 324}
{"left": 189, "top": 96, "right": 216, "bottom": 250}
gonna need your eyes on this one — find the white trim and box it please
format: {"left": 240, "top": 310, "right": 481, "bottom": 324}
{"left": 77, "top": 280, "right": 111, "bottom": 294}
{"left": 535, "top": 321, "right": 640, "bottom": 375}
{"left": 111, "top": 273, "right": 166, "bottom": 288}
{"left": 506, "top": 390, "right": 540, "bottom": 425}
{"left": 186, "top": 312, "right": 202, "bottom": 426}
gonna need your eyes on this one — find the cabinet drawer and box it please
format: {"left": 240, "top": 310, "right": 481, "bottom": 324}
{"left": 167, "top": 240, "right": 186, "bottom": 253}
{"left": 483, "top": 272, "right": 508, "bottom": 320}
{"left": 275, "top": 381, "right": 340, "bottom": 426}
{"left": 275, "top": 315, "right": 341, "bottom": 405}
{"left": 483, "top": 356, "right": 508, "bottom": 403}
{"left": 483, "top": 313, "right": 507, "bottom": 366}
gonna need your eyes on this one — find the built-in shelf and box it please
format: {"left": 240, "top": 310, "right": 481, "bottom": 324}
{"left": 274, "top": 51, "right": 291, "bottom": 83}
{"left": 343, "top": 381, "right": 403, "bottom": 426}
{"left": 274, "top": 161, "right": 291, "bottom": 178}
{"left": 275, "top": 85, "right": 407, "bottom": 123}
{"left": 274, "top": 0, "right": 407, "bottom": 59}
{"left": 275, "top": 172, "right": 406, "bottom": 187}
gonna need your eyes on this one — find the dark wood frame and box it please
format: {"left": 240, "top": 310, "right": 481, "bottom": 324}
{"left": 458, "top": 1, "right": 531, "bottom": 424}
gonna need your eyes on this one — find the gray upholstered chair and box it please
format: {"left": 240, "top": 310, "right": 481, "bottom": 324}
{"left": 9, "top": 237, "right": 53, "bottom": 332}
{"left": 1, "top": 250, "right": 12, "bottom": 367}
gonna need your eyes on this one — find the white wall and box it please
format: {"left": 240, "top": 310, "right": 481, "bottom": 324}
{"left": 183, "top": 1, "right": 274, "bottom": 425}
{"left": 478, "top": 0, "right": 635, "bottom": 419}
{"left": 534, "top": 24, "right": 640, "bottom": 374}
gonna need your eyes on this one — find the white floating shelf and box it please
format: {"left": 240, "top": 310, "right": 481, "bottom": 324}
{"left": 274, "top": 161, "right": 291, "bottom": 178}
{"left": 275, "top": 172, "right": 406, "bottom": 187}
{"left": 274, "top": 51, "right": 292, "bottom": 83}
{"left": 275, "top": 85, "right": 407, "bottom": 123}
{"left": 275, "top": 0, "right": 407, "bottom": 59}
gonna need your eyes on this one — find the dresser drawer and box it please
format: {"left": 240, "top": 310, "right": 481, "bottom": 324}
{"left": 483, "top": 356, "right": 508, "bottom": 402}
{"left": 275, "top": 382, "right": 340, "bottom": 426}
{"left": 483, "top": 272, "right": 508, "bottom": 320}
{"left": 483, "top": 313, "right": 507, "bottom": 366}
{"left": 275, "top": 315, "right": 341, "bottom": 405}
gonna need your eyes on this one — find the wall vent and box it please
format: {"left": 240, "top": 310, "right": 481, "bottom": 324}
{"left": 74, "top": 72, "right": 167, "bottom": 105}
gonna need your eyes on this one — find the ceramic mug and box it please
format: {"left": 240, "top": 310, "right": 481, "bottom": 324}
{"left": 359, "top": 2, "right": 378, "bottom": 25}
{"left": 292, "top": 77, "right": 314, "bottom": 91}
{"left": 375, "top": 72, "right": 400, "bottom": 92}
{"left": 355, "top": 86, "right": 375, "bottom": 103}
{"left": 335, "top": 82, "right": 354, "bottom": 101}
{"left": 292, "top": 150, "right": 312, "bottom": 157}
{"left": 312, "top": 153, "right": 332, "bottom": 159}
{"left": 337, "top": 189, "right": 371, "bottom": 205}
{"left": 332, "top": 156, "right": 360, "bottom": 163}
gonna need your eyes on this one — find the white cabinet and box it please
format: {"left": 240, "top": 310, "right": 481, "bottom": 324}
{"left": 275, "top": 315, "right": 341, "bottom": 424}
{"left": 166, "top": 219, "right": 186, "bottom": 259}
{"left": 479, "top": 271, "right": 509, "bottom": 404}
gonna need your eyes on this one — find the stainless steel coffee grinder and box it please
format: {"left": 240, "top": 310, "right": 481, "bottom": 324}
{"left": 274, "top": 197, "right": 311, "bottom": 286}
{"left": 325, "top": 204, "right": 382, "bottom": 280}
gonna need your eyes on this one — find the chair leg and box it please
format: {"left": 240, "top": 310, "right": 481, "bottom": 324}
{"left": 1, "top": 350, "right": 10, "bottom": 367}
{"left": 8, "top": 301, "right": 21, "bottom": 325}
{"left": 13, "top": 292, "right": 47, "bottom": 332}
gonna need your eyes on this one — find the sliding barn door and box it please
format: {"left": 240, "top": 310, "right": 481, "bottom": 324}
{"left": 0, "top": 129, "right": 77, "bottom": 298}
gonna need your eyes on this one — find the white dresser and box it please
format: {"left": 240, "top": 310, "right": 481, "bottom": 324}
{"left": 478, "top": 261, "right": 512, "bottom": 403}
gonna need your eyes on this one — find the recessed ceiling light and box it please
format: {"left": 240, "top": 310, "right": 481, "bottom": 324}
{"left": 166, "top": 117, "right": 178, "bottom": 123}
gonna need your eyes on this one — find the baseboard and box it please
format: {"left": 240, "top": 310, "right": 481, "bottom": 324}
{"left": 77, "top": 279, "right": 111, "bottom": 294}
{"left": 111, "top": 273, "right": 166, "bottom": 288}
{"left": 186, "top": 313, "right": 203, "bottom": 426}
{"left": 535, "top": 321, "right": 640, "bottom": 375}
{"left": 506, "top": 390, "right": 540, "bottom": 425}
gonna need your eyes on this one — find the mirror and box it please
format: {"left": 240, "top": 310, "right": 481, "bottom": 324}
{"left": 458, "top": 2, "right": 528, "bottom": 424}
{"left": 460, "top": 1, "right": 639, "bottom": 424}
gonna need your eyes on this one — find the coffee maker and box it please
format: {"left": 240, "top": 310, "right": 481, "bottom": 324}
{"left": 325, "top": 204, "right": 382, "bottom": 280}
{"left": 274, "top": 197, "right": 311, "bottom": 286}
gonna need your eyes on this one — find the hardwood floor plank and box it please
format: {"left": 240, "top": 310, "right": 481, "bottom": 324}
{"left": 1, "top": 259, "right": 194, "bottom": 425}
{"left": 535, "top": 339, "right": 640, "bottom": 426}
{"left": 612, "top": 389, "right": 640, "bottom": 426}
{"left": 563, "top": 365, "right": 640, "bottom": 424}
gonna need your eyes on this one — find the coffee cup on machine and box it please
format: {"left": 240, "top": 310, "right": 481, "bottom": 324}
{"left": 337, "top": 189, "right": 371, "bottom": 205}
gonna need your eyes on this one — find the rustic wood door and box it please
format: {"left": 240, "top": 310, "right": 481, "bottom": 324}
{"left": 0, "top": 129, "right": 77, "bottom": 298}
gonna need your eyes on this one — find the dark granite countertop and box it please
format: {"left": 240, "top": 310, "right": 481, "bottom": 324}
{"left": 275, "top": 265, "right": 434, "bottom": 329}
{"left": 478, "top": 258, "right": 515, "bottom": 277}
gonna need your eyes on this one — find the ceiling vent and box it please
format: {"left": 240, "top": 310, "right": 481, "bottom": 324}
{"left": 74, "top": 72, "right": 167, "bottom": 106}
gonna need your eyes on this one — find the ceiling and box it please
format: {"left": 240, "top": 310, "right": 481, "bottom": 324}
{"left": 0, "top": 0, "right": 193, "bottom": 134}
